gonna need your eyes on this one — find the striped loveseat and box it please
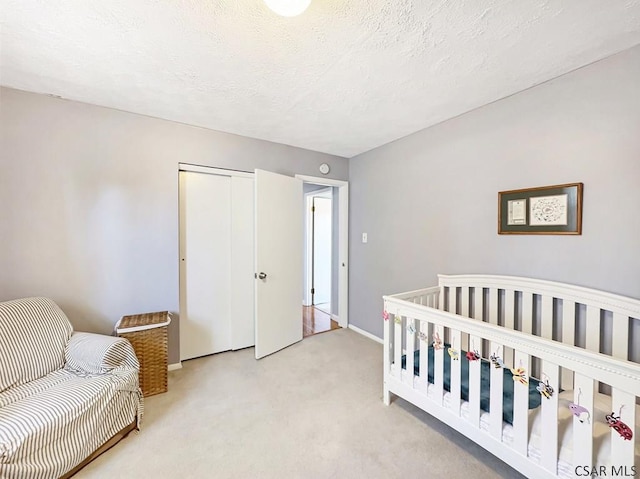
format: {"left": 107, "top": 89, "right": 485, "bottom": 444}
{"left": 0, "top": 297, "right": 143, "bottom": 479}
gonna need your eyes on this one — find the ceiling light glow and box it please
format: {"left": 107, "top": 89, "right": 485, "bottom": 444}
{"left": 264, "top": 0, "right": 311, "bottom": 17}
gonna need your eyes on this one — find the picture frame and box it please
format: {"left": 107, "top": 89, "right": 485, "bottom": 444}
{"left": 498, "top": 183, "right": 583, "bottom": 235}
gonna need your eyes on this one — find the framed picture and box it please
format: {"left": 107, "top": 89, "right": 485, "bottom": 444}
{"left": 498, "top": 183, "right": 583, "bottom": 235}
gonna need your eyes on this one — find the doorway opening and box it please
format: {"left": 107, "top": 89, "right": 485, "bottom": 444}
{"left": 303, "top": 186, "right": 338, "bottom": 337}
{"left": 298, "top": 175, "right": 348, "bottom": 338}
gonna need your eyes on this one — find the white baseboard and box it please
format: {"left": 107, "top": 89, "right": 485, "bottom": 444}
{"left": 331, "top": 314, "right": 339, "bottom": 322}
{"left": 168, "top": 362, "right": 182, "bottom": 371}
{"left": 348, "top": 324, "right": 383, "bottom": 344}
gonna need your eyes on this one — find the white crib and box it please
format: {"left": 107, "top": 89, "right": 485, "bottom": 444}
{"left": 383, "top": 274, "right": 639, "bottom": 479}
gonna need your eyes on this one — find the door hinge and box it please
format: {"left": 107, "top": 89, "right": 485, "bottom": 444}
{"left": 311, "top": 288, "right": 315, "bottom": 294}
{"left": 311, "top": 206, "right": 315, "bottom": 212}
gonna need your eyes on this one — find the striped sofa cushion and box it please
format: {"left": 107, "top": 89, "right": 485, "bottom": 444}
{"left": 0, "top": 297, "right": 73, "bottom": 393}
{"left": 0, "top": 369, "right": 141, "bottom": 479}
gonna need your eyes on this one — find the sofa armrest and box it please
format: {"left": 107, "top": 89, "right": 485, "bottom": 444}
{"left": 64, "top": 332, "right": 140, "bottom": 376}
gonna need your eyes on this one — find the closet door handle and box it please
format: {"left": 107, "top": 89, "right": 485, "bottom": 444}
{"left": 258, "top": 272, "right": 267, "bottom": 280}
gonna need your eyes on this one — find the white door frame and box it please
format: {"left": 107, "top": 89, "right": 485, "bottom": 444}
{"left": 296, "top": 175, "right": 349, "bottom": 328}
{"left": 303, "top": 187, "right": 332, "bottom": 307}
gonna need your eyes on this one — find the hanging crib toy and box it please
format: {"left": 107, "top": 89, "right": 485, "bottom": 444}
{"left": 536, "top": 374, "right": 554, "bottom": 399}
{"left": 606, "top": 406, "right": 633, "bottom": 441}
{"left": 568, "top": 389, "right": 591, "bottom": 424}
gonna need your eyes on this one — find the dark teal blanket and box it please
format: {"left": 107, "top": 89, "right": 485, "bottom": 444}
{"left": 401, "top": 347, "right": 541, "bottom": 424}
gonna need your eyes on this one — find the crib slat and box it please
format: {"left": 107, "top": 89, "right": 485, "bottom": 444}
{"left": 472, "top": 289, "right": 484, "bottom": 357}
{"left": 562, "top": 300, "right": 576, "bottom": 346}
{"left": 419, "top": 320, "right": 428, "bottom": 389}
{"left": 585, "top": 305, "right": 600, "bottom": 353}
{"left": 468, "top": 334, "right": 482, "bottom": 428}
{"left": 434, "top": 289, "right": 440, "bottom": 309}
{"left": 405, "top": 317, "right": 416, "bottom": 387}
{"left": 433, "top": 324, "right": 445, "bottom": 406}
{"left": 540, "top": 361, "right": 560, "bottom": 474}
{"left": 449, "top": 329, "right": 462, "bottom": 416}
{"left": 489, "top": 342, "right": 504, "bottom": 440}
{"left": 541, "top": 295, "right": 553, "bottom": 340}
{"left": 450, "top": 286, "right": 457, "bottom": 312}
{"left": 512, "top": 350, "right": 531, "bottom": 456}
{"left": 572, "top": 375, "right": 594, "bottom": 470}
{"left": 610, "top": 388, "right": 635, "bottom": 469}
{"left": 522, "top": 292, "right": 533, "bottom": 334}
{"left": 504, "top": 290, "right": 515, "bottom": 366}
{"left": 488, "top": 288, "right": 498, "bottom": 325}
{"left": 611, "top": 312, "right": 629, "bottom": 360}
{"left": 393, "top": 314, "right": 402, "bottom": 379}
{"left": 438, "top": 287, "right": 445, "bottom": 311}
{"left": 461, "top": 287, "right": 470, "bottom": 317}
{"left": 505, "top": 290, "right": 516, "bottom": 330}
{"left": 474, "top": 288, "right": 483, "bottom": 321}
{"left": 384, "top": 305, "right": 393, "bottom": 405}
{"left": 561, "top": 300, "right": 576, "bottom": 390}
{"left": 454, "top": 287, "right": 467, "bottom": 351}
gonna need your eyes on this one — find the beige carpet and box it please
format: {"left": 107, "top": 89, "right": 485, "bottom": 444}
{"left": 75, "top": 329, "right": 523, "bottom": 478}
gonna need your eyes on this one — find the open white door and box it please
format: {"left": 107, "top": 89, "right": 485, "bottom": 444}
{"left": 255, "top": 169, "right": 303, "bottom": 359}
{"left": 312, "top": 195, "right": 332, "bottom": 306}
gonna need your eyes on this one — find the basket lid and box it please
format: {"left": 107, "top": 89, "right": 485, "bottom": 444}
{"left": 116, "top": 311, "right": 171, "bottom": 333}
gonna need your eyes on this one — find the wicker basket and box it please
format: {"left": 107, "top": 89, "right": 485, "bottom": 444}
{"left": 116, "top": 311, "right": 171, "bottom": 397}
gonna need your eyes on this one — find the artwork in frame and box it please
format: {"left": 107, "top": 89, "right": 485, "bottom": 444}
{"left": 498, "top": 183, "right": 583, "bottom": 235}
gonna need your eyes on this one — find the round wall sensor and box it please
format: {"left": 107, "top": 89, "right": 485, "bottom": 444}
{"left": 319, "top": 163, "right": 330, "bottom": 175}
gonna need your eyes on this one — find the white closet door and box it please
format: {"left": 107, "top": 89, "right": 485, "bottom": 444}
{"left": 179, "top": 171, "right": 232, "bottom": 361}
{"left": 255, "top": 169, "right": 303, "bottom": 359}
{"left": 230, "top": 176, "right": 255, "bottom": 350}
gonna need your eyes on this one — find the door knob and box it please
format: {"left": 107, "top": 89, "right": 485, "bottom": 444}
{"left": 258, "top": 272, "right": 267, "bottom": 280}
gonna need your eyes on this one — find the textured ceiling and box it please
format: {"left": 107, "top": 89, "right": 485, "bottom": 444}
{"left": 2, "top": 1, "right": 640, "bottom": 158}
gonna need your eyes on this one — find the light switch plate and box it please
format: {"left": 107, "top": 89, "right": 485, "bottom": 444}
{"left": 362, "top": 233, "right": 368, "bottom": 243}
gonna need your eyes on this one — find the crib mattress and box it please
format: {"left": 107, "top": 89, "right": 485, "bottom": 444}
{"left": 401, "top": 347, "right": 542, "bottom": 424}
{"left": 424, "top": 384, "right": 640, "bottom": 477}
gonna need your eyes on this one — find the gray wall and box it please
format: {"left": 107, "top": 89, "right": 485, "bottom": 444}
{"left": 348, "top": 45, "right": 640, "bottom": 338}
{"left": 0, "top": 87, "right": 348, "bottom": 363}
